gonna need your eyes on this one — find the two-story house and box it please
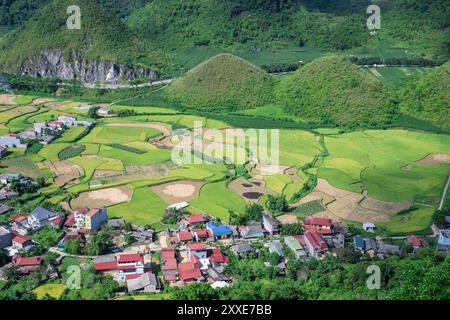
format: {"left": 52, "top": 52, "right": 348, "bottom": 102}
{"left": 74, "top": 207, "right": 108, "bottom": 232}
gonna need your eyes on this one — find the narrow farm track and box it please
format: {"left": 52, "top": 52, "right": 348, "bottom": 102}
{"left": 438, "top": 170, "right": 450, "bottom": 210}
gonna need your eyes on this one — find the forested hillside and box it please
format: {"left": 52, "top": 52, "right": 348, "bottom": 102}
{"left": 400, "top": 61, "right": 450, "bottom": 129}
{"left": 277, "top": 55, "right": 397, "bottom": 128}
{"left": 166, "top": 53, "right": 274, "bottom": 112}
{"left": 0, "top": 0, "right": 171, "bottom": 73}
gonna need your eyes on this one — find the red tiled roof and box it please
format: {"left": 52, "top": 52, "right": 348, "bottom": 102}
{"left": 164, "top": 274, "right": 177, "bottom": 281}
{"left": 13, "top": 234, "right": 30, "bottom": 244}
{"left": 49, "top": 216, "right": 63, "bottom": 226}
{"left": 185, "top": 215, "right": 206, "bottom": 224}
{"left": 125, "top": 273, "right": 143, "bottom": 280}
{"left": 48, "top": 121, "right": 63, "bottom": 125}
{"left": 74, "top": 208, "right": 89, "bottom": 214}
{"left": 408, "top": 235, "right": 422, "bottom": 247}
{"left": 304, "top": 217, "right": 333, "bottom": 227}
{"left": 188, "top": 243, "right": 207, "bottom": 251}
{"left": 178, "top": 264, "right": 202, "bottom": 282}
{"left": 303, "top": 225, "right": 333, "bottom": 235}
{"left": 194, "top": 229, "right": 209, "bottom": 238}
{"left": 161, "top": 247, "right": 175, "bottom": 260}
{"left": 161, "top": 258, "right": 177, "bottom": 271}
{"left": 12, "top": 215, "right": 27, "bottom": 223}
{"left": 305, "top": 232, "right": 328, "bottom": 252}
{"left": 209, "top": 248, "right": 230, "bottom": 264}
{"left": 190, "top": 255, "right": 201, "bottom": 268}
{"left": 117, "top": 253, "right": 144, "bottom": 263}
{"left": 117, "top": 264, "right": 139, "bottom": 270}
{"left": 65, "top": 214, "right": 75, "bottom": 227}
{"left": 14, "top": 256, "right": 44, "bottom": 267}
{"left": 293, "top": 235, "right": 306, "bottom": 246}
{"left": 178, "top": 231, "right": 193, "bottom": 242}
{"left": 86, "top": 208, "right": 101, "bottom": 217}
{"left": 94, "top": 262, "right": 117, "bottom": 271}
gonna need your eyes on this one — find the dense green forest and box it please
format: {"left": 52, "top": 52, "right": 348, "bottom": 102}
{"left": 170, "top": 248, "right": 450, "bottom": 300}
{"left": 277, "top": 55, "right": 397, "bottom": 127}
{"left": 166, "top": 53, "right": 274, "bottom": 112}
{"left": 399, "top": 61, "right": 450, "bottom": 129}
{"left": 0, "top": 0, "right": 172, "bottom": 72}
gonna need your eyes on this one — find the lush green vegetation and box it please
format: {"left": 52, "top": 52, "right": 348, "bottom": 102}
{"left": 278, "top": 56, "right": 397, "bottom": 128}
{"left": 295, "top": 200, "right": 326, "bottom": 218}
{"left": 171, "top": 249, "right": 450, "bottom": 300}
{"left": 106, "top": 143, "right": 146, "bottom": 154}
{"left": 58, "top": 144, "right": 86, "bottom": 160}
{"left": 167, "top": 54, "right": 274, "bottom": 112}
{"left": 399, "top": 61, "right": 450, "bottom": 129}
{"left": 0, "top": 0, "right": 172, "bottom": 73}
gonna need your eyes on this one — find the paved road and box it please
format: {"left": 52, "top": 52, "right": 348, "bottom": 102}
{"left": 438, "top": 170, "right": 450, "bottom": 210}
{"left": 83, "top": 78, "right": 173, "bottom": 89}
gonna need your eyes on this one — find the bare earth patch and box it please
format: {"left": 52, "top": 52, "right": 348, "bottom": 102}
{"left": 8, "top": 106, "right": 37, "bottom": 115}
{"left": 151, "top": 180, "right": 204, "bottom": 204}
{"left": 276, "top": 214, "right": 299, "bottom": 224}
{"left": 0, "top": 94, "right": 17, "bottom": 105}
{"left": 416, "top": 153, "right": 450, "bottom": 165}
{"left": 370, "top": 68, "right": 382, "bottom": 77}
{"left": 229, "top": 177, "right": 275, "bottom": 203}
{"left": 253, "top": 164, "right": 291, "bottom": 176}
{"left": 306, "top": 178, "right": 413, "bottom": 223}
{"left": 45, "top": 101, "right": 80, "bottom": 110}
{"left": 32, "top": 98, "right": 56, "bottom": 105}
{"left": 44, "top": 160, "right": 84, "bottom": 187}
{"left": 70, "top": 186, "right": 133, "bottom": 208}
{"left": 93, "top": 170, "right": 123, "bottom": 179}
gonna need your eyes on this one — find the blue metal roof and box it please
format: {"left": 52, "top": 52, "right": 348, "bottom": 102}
{"left": 353, "top": 236, "right": 365, "bottom": 249}
{"left": 207, "top": 223, "right": 233, "bottom": 236}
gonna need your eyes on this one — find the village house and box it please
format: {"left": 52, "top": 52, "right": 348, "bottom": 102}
{"left": 377, "top": 241, "right": 403, "bottom": 257}
{"left": 11, "top": 215, "right": 28, "bottom": 234}
{"left": 188, "top": 243, "right": 208, "bottom": 260}
{"left": 74, "top": 207, "right": 108, "bottom": 232}
{"left": 207, "top": 265, "right": 230, "bottom": 282}
{"left": 178, "top": 255, "right": 204, "bottom": 283}
{"left": 175, "top": 230, "right": 193, "bottom": 244}
{"left": 284, "top": 236, "right": 307, "bottom": 260}
{"left": 57, "top": 114, "right": 77, "bottom": 126}
{"left": 183, "top": 214, "right": 208, "bottom": 229}
{"left": 117, "top": 253, "right": 147, "bottom": 281}
{"left": 12, "top": 234, "right": 34, "bottom": 250}
{"left": 0, "top": 189, "right": 18, "bottom": 201}
{"left": 208, "top": 248, "right": 230, "bottom": 266}
{"left": 193, "top": 229, "right": 213, "bottom": 242}
{"left": 0, "top": 173, "right": 21, "bottom": 185}
{"left": 230, "top": 242, "right": 252, "bottom": 258}
{"left": 107, "top": 218, "right": 126, "bottom": 229}
{"left": 303, "top": 232, "right": 329, "bottom": 259}
{"left": 262, "top": 214, "right": 280, "bottom": 235}
{"left": 161, "top": 247, "right": 178, "bottom": 283}
{"left": 363, "top": 222, "right": 376, "bottom": 233}
{"left": 303, "top": 217, "right": 333, "bottom": 235}
{"left": 27, "top": 206, "right": 63, "bottom": 231}
{"left": 408, "top": 235, "right": 426, "bottom": 252}
{"left": 239, "top": 222, "right": 265, "bottom": 240}
{"left": 131, "top": 227, "right": 154, "bottom": 243}
{"left": 18, "top": 128, "right": 37, "bottom": 140}
{"left": 0, "top": 145, "right": 8, "bottom": 157}
{"left": 353, "top": 235, "right": 365, "bottom": 253}
{"left": 207, "top": 223, "right": 234, "bottom": 240}
{"left": 264, "top": 240, "right": 284, "bottom": 257}
{"left": 0, "top": 204, "right": 11, "bottom": 215}
{"left": 12, "top": 255, "right": 45, "bottom": 274}
{"left": 0, "top": 226, "right": 12, "bottom": 249}
{"left": 57, "top": 114, "right": 92, "bottom": 127}
{"left": 93, "top": 255, "right": 118, "bottom": 272}
{"left": 127, "top": 272, "right": 161, "bottom": 293}
{"left": 0, "top": 133, "right": 28, "bottom": 148}
{"left": 364, "top": 238, "right": 378, "bottom": 256}
{"left": 437, "top": 229, "right": 450, "bottom": 254}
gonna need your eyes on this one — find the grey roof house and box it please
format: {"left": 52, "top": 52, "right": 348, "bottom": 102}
{"left": 127, "top": 272, "right": 160, "bottom": 293}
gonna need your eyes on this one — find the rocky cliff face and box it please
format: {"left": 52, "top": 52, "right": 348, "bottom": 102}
{"left": 17, "top": 49, "right": 159, "bottom": 84}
